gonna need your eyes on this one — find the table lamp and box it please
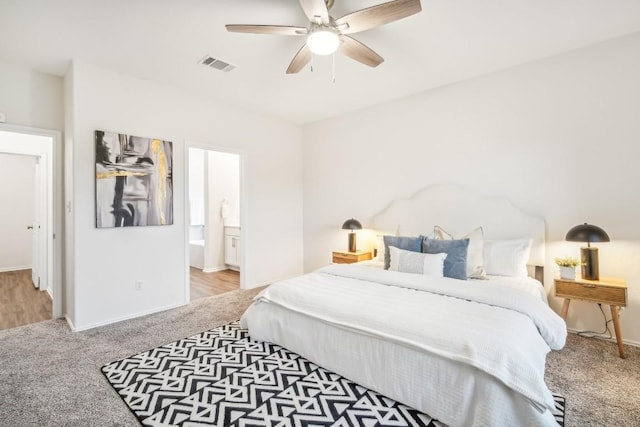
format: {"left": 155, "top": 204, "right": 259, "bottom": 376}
{"left": 565, "top": 223, "right": 610, "bottom": 280}
{"left": 341, "top": 218, "right": 362, "bottom": 252}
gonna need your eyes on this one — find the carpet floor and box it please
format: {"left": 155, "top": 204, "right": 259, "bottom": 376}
{"left": 1, "top": 288, "right": 638, "bottom": 426}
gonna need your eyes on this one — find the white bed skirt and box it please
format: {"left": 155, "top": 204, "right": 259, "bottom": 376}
{"left": 242, "top": 303, "right": 559, "bottom": 427}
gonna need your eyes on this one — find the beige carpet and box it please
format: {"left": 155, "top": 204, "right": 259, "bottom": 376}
{"left": 1, "top": 287, "right": 638, "bottom": 426}
{"left": 545, "top": 332, "right": 640, "bottom": 426}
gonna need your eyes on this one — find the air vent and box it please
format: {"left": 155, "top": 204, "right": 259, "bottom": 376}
{"left": 198, "top": 55, "right": 236, "bottom": 72}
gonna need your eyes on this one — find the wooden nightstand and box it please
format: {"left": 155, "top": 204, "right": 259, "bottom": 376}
{"left": 332, "top": 250, "right": 372, "bottom": 264}
{"left": 554, "top": 277, "right": 628, "bottom": 358}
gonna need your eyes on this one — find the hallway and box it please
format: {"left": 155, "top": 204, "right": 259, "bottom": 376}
{"left": 0, "top": 269, "right": 52, "bottom": 330}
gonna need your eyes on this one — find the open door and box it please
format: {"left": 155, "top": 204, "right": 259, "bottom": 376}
{"left": 30, "top": 157, "right": 41, "bottom": 288}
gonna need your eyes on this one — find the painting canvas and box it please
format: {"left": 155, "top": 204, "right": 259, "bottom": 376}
{"left": 95, "top": 130, "right": 173, "bottom": 228}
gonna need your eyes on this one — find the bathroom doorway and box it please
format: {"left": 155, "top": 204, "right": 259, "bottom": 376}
{"left": 187, "top": 147, "right": 241, "bottom": 300}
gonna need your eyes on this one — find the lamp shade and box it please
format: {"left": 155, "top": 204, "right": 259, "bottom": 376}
{"left": 565, "top": 223, "right": 610, "bottom": 243}
{"left": 341, "top": 218, "right": 362, "bottom": 231}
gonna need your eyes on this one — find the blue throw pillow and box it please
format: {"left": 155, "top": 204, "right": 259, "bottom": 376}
{"left": 383, "top": 235, "right": 422, "bottom": 270}
{"left": 422, "top": 238, "right": 470, "bottom": 280}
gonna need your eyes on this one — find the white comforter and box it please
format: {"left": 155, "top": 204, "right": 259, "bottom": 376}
{"left": 241, "top": 264, "right": 566, "bottom": 426}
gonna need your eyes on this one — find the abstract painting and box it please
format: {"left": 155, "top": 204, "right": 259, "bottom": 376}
{"left": 95, "top": 130, "right": 173, "bottom": 228}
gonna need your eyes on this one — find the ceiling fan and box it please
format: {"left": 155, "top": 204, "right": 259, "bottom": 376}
{"left": 225, "top": 0, "right": 422, "bottom": 74}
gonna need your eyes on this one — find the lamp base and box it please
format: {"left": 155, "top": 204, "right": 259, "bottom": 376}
{"left": 348, "top": 232, "right": 357, "bottom": 253}
{"left": 581, "top": 247, "right": 600, "bottom": 281}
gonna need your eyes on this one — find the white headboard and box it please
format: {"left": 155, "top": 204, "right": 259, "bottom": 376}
{"left": 370, "top": 184, "right": 546, "bottom": 267}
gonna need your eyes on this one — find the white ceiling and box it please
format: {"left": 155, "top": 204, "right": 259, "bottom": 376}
{"left": 1, "top": 0, "right": 640, "bottom": 124}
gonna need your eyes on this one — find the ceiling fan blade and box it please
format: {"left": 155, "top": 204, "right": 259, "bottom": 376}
{"left": 225, "top": 25, "right": 308, "bottom": 36}
{"left": 335, "top": 0, "right": 422, "bottom": 35}
{"left": 286, "top": 44, "right": 313, "bottom": 74}
{"left": 338, "top": 35, "right": 384, "bottom": 67}
{"left": 299, "top": 0, "right": 330, "bottom": 25}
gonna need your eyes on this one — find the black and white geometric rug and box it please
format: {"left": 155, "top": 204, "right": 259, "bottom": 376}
{"left": 102, "top": 322, "right": 565, "bottom": 426}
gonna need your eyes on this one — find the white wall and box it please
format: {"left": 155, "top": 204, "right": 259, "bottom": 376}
{"left": 66, "top": 60, "right": 303, "bottom": 330}
{"left": 209, "top": 151, "right": 240, "bottom": 226}
{"left": 188, "top": 147, "right": 205, "bottom": 231}
{"left": 302, "top": 33, "right": 640, "bottom": 345}
{"left": 0, "top": 61, "right": 64, "bottom": 131}
{"left": 0, "top": 153, "right": 35, "bottom": 271}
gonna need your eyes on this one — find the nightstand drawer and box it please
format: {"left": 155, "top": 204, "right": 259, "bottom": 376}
{"left": 332, "top": 251, "right": 372, "bottom": 264}
{"left": 555, "top": 280, "right": 627, "bottom": 306}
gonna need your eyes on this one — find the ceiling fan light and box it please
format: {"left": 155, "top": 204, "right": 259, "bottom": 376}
{"left": 307, "top": 29, "right": 339, "bottom": 55}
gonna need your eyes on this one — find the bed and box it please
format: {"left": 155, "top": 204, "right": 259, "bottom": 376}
{"left": 241, "top": 185, "right": 566, "bottom": 426}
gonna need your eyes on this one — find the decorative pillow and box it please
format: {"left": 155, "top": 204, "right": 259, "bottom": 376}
{"left": 422, "top": 238, "right": 470, "bottom": 280}
{"left": 383, "top": 235, "right": 422, "bottom": 270}
{"left": 483, "top": 239, "right": 532, "bottom": 277}
{"left": 432, "top": 226, "right": 487, "bottom": 279}
{"left": 431, "top": 225, "right": 454, "bottom": 240}
{"left": 388, "top": 246, "right": 447, "bottom": 276}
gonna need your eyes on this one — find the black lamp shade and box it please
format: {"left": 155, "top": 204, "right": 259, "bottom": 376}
{"left": 342, "top": 218, "right": 362, "bottom": 252}
{"left": 565, "top": 223, "right": 609, "bottom": 281}
{"left": 342, "top": 218, "right": 362, "bottom": 231}
{"left": 565, "top": 223, "right": 610, "bottom": 243}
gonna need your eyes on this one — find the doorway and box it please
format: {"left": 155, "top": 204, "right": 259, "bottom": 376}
{"left": 187, "top": 146, "right": 242, "bottom": 300}
{"left": 0, "top": 126, "right": 61, "bottom": 328}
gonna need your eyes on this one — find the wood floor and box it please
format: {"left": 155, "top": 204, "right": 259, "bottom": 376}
{"left": 0, "top": 269, "right": 52, "bottom": 330}
{"left": 190, "top": 267, "right": 240, "bottom": 300}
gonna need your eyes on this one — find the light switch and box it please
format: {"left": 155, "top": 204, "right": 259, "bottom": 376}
{"left": 0, "top": 112, "right": 5, "bottom": 123}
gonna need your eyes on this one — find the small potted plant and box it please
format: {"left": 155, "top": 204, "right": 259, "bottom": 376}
{"left": 555, "top": 256, "right": 580, "bottom": 280}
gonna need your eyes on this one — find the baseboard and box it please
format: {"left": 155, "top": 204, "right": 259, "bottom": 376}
{"left": 567, "top": 328, "right": 640, "bottom": 348}
{"left": 624, "top": 337, "right": 640, "bottom": 347}
{"left": 70, "top": 301, "right": 189, "bottom": 332}
{"left": 0, "top": 265, "right": 32, "bottom": 273}
{"left": 65, "top": 315, "right": 76, "bottom": 331}
{"left": 202, "top": 266, "right": 228, "bottom": 273}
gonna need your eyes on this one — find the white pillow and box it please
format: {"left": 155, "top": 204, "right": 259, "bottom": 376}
{"left": 375, "top": 234, "right": 386, "bottom": 262}
{"left": 483, "top": 239, "right": 532, "bottom": 277}
{"left": 432, "top": 225, "right": 486, "bottom": 279}
{"left": 389, "top": 246, "right": 447, "bottom": 276}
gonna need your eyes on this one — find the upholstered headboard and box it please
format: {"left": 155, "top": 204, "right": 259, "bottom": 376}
{"left": 370, "top": 184, "right": 546, "bottom": 270}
